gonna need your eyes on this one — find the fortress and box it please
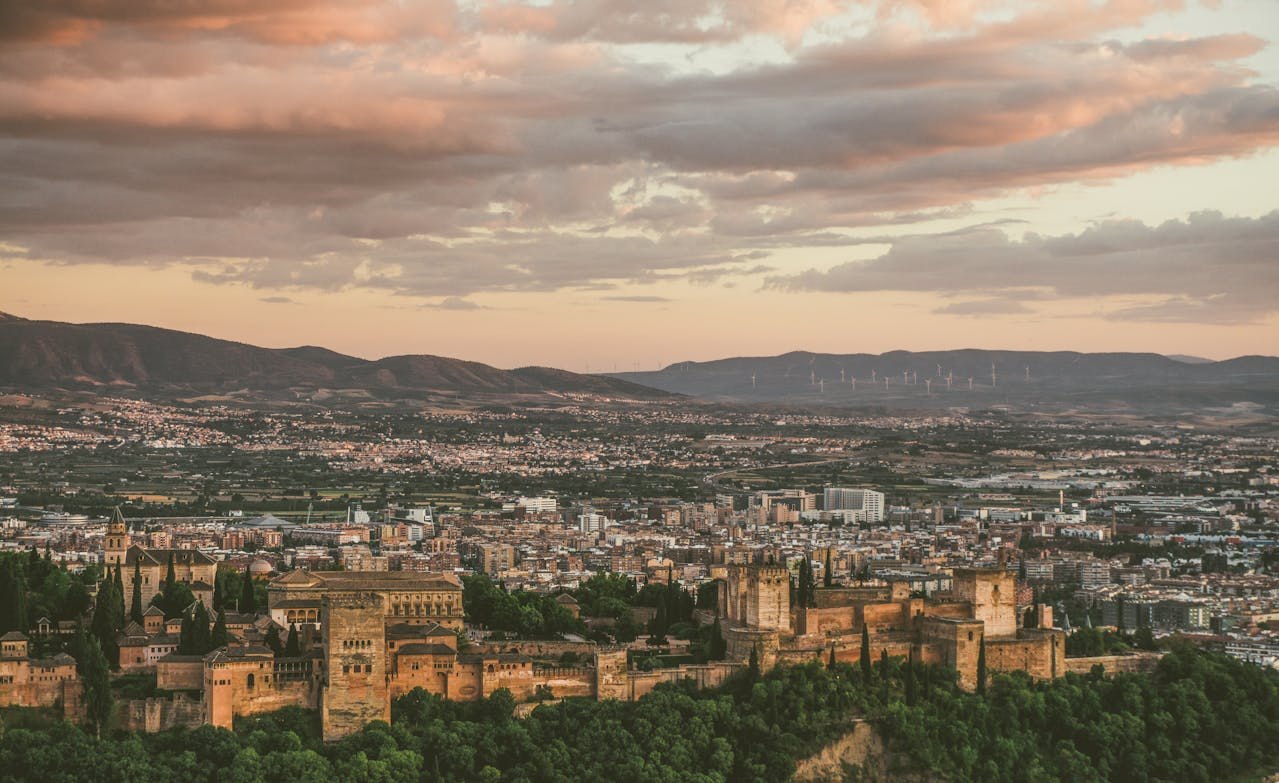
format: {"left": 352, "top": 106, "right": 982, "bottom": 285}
{"left": 154, "top": 570, "right": 739, "bottom": 740}
{"left": 7, "top": 563, "right": 1065, "bottom": 739}
{"left": 718, "top": 563, "right": 1066, "bottom": 689}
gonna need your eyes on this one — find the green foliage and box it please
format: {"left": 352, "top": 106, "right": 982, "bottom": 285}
{"left": 1066, "top": 627, "right": 1131, "bottom": 658}
{"left": 878, "top": 644, "right": 1279, "bottom": 783}
{"left": 463, "top": 575, "right": 586, "bottom": 639}
{"left": 0, "top": 647, "right": 1276, "bottom": 783}
{"left": 129, "top": 561, "right": 144, "bottom": 627}
{"left": 240, "top": 570, "right": 258, "bottom": 614}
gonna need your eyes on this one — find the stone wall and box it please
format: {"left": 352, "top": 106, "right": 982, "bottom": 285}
{"left": 157, "top": 657, "right": 204, "bottom": 691}
{"left": 985, "top": 629, "right": 1066, "bottom": 681}
{"left": 1064, "top": 651, "right": 1164, "bottom": 676}
{"left": 120, "top": 694, "right": 205, "bottom": 733}
{"left": 478, "top": 640, "right": 597, "bottom": 660}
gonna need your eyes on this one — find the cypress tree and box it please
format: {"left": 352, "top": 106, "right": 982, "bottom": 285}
{"left": 111, "top": 564, "right": 126, "bottom": 633}
{"left": 905, "top": 649, "right": 918, "bottom": 706}
{"left": 823, "top": 549, "right": 833, "bottom": 588}
{"left": 880, "top": 648, "right": 889, "bottom": 681}
{"left": 806, "top": 557, "right": 817, "bottom": 608}
{"left": 264, "top": 624, "right": 284, "bottom": 656}
{"left": 240, "top": 570, "right": 257, "bottom": 613}
{"left": 129, "top": 560, "right": 144, "bottom": 626}
{"left": 211, "top": 609, "right": 228, "bottom": 649}
{"left": 165, "top": 552, "right": 177, "bottom": 593}
{"left": 796, "top": 559, "right": 808, "bottom": 608}
{"left": 178, "top": 608, "right": 194, "bottom": 654}
{"left": 860, "top": 625, "right": 872, "bottom": 684}
{"left": 285, "top": 623, "right": 301, "bottom": 656}
{"left": 90, "top": 583, "right": 118, "bottom": 668}
{"left": 827, "top": 645, "right": 837, "bottom": 670}
{"left": 190, "top": 601, "right": 213, "bottom": 653}
{"left": 976, "top": 636, "right": 987, "bottom": 696}
{"left": 77, "top": 629, "right": 113, "bottom": 737}
{"left": 212, "top": 573, "right": 223, "bottom": 612}
{"left": 747, "top": 644, "right": 760, "bottom": 680}
{"left": 708, "top": 615, "right": 726, "bottom": 661}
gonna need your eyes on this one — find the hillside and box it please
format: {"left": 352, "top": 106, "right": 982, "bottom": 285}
{"left": 0, "top": 314, "right": 674, "bottom": 402}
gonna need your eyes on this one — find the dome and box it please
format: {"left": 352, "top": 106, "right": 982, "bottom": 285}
{"left": 248, "top": 559, "right": 273, "bottom": 576}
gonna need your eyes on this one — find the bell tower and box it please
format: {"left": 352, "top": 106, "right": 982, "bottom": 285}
{"left": 104, "top": 507, "right": 129, "bottom": 566}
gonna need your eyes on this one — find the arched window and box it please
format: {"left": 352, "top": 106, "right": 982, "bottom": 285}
{"left": 247, "top": 673, "right": 255, "bottom": 690}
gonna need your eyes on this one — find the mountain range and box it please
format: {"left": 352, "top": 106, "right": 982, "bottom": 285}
{"left": 0, "top": 313, "right": 672, "bottom": 403}
{"left": 2, "top": 312, "right": 1276, "bottom": 415}
{"left": 610, "top": 349, "right": 1279, "bottom": 414}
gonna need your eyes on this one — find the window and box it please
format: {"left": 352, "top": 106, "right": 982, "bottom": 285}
{"left": 343, "top": 665, "right": 350, "bottom": 674}
{"left": 247, "top": 673, "right": 255, "bottom": 690}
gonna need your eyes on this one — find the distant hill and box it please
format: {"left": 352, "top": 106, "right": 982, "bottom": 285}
{"left": 0, "top": 314, "right": 675, "bottom": 402}
{"left": 609, "top": 349, "right": 1279, "bottom": 414}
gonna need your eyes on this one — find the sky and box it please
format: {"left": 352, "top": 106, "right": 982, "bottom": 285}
{"left": 1, "top": 0, "right": 1277, "bottom": 370}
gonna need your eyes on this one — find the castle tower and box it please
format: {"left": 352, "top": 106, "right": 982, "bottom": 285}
{"left": 321, "top": 591, "right": 390, "bottom": 741}
{"left": 103, "top": 507, "right": 129, "bottom": 567}
{"left": 952, "top": 567, "right": 1017, "bottom": 638}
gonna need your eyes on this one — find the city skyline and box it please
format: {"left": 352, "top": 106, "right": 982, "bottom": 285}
{"left": 3, "top": 0, "right": 1278, "bottom": 368}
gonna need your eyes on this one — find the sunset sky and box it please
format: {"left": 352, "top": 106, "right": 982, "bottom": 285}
{"left": 2, "top": 0, "right": 1277, "bottom": 370}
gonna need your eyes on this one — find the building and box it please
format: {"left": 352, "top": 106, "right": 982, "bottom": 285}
{"left": 718, "top": 563, "right": 1065, "bottom": 691}
{"left": 103, "top": 509, "right": 217, "bottom": 607}
{"left": 823, "top": 488, "right": 885, "bottom": 522}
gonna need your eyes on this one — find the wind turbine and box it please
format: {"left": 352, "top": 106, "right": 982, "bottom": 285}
{"left": 902, "top": 370, "right": 909, "bottom": 385}
{"left": 945, "top": 375, "right": 952, "bottom": 391}
{"left": 968, "top": 377, "right": 974, "bottom": 391}
{"left": 751, "top": 372, "right": 757, "bottom": 389}
{"left": 871, "top": 369, "right": 877, "bottom": 384}
{"left": 936, "top": 363, "right": 942, "bottom": 377}
{"left": 810, "top": 369, "right": 816, "bottom": 385}
{"left": 925, "top": 379, "right": 932, "bottom": 394}
{"left": 990, "top": 362, "right": 997, "bottom": 388}
{"left": 840, "top": 368, "right": 846, "bottom": 383}
{"left": 912, "top": 370, "right": 918, "bottom": 385}
{"left": 850, "top": 378, "right": 856, "bottom": 390}
{"left": 818, "top": 379, "right": 825, "bottom": 393}
{"left": 1025, "top": 365, "right": 1030, "bottom": 382}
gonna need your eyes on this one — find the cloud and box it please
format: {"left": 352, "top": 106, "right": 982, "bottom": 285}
{"left": 0, "top": 0, "right": 1275, "bottom": 312}
{"left": 603, "top": 295, "right": 671, "bottom": 302}
{"left": 934, "top": 298, "right": 1034, "bottom": 316}
{"left": 770, "top": 210, "right": 1279, "bottom": 323}
{"left": 259, "top": 295, "right": 296, "bottom": 304}
{"left": 423, "top": 297, "right": 485, "bottom": 310}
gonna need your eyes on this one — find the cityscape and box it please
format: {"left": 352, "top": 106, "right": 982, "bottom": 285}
{"left": 3, "top": 0, "right": 1279, "bottom": 780}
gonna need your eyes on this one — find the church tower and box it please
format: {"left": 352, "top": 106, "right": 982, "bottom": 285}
{"left": 104, "top": 507, "right": 129, "bottom": 566}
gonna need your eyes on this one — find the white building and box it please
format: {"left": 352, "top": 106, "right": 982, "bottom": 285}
{"left": 823, "top": 488, "right": 885, "bottom": 522}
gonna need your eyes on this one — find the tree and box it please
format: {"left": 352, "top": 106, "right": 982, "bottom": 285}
{"left": 211, "top": 608, "right": 228, "bottom": 649}
{"left": 240, "top": 570, "right": 257, "bottom": 614}
{"left": 823, "top": 549, "right": 833, "bottom": 588}
{"left": 708, "top": 615, "right": 727, "bottom": 661}
{"left": 880, "top": 648, "right": 889, "bottom": 681}
{"left": 905, "top": 650, "right": 918, "bottom": 706}
{"left": 264, "top": 624, "right": 284, "bottom": 656}
{"left": 129, "top": 560, "right": 144, "bottom": 626}
{"left": 827, "top": 646, "right": 836, "bottom": 670}
{"left": 860, "top": 625, "right": 872, "bottom": 684}
{"left": 112, "top": 564, "right": 126, "bottom": 631}
{"left": 212, "top": 573, "right": 224, "bottom": 612}
{"left": 747, "top": 644, "right": 760, "bottom": 680}
{"left": 75, "top": 628, "right": 113, "bottom": 737}
{"left": 165, "top": 552, "right": 177, "bottom": 594}
{"left": 796, "top": 559, "right": 808, "bottom": 608}
{"left": 285, "top": 623, "right": 301, "bottom": 656}
{"left": 976, "top": 637, "right": 987, "bottom": 696}
{"left": 90, "top": 576, "right": 120, "bottom": 668}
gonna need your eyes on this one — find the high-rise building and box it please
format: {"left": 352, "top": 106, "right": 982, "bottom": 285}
{"left": 823, "top": 488, "right": 885, "bottom": 522}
